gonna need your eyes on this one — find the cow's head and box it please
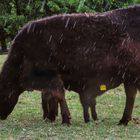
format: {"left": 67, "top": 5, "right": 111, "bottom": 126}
{"left": 0, "top": 87, "right": 20, "bottom": 120}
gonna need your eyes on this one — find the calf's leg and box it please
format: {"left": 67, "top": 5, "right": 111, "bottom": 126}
{"left": 42, "top": 89, "right": 71, "bottom": 125}
{"left": 50, "top": 77, "right": 71, "bottom": 124}
{"left": 48, "top": 98, "right": 58, "bottom": 121}
{"left": 41, "top": 92, "right": 58, "bottom": 122}
{"left": 119, "top": 84, "right": 137, "bottom": 125}
{"left": 58, "top": 90, "right": 71, "bottom": 125}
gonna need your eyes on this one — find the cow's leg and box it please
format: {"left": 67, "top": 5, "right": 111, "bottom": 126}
{"left": 90, "top": 99, "right": 98, "bottom": 121}
{"left": 119, "top": 84, "right": 137, "bottom": 125}
{"left": 83, "top": 104, "right": 90, "bottom": 123}
{"left": 79, "top": 86, "right": 98, "bottom": 123}
{"left": 41, "top": 92, "right": 50, "bottom": 120}
{"left": 79, "top": 93, "right": 90, "bottom": 123}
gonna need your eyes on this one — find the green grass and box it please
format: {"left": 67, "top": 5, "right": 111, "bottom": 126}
{"left": 0, "top": 55, "right": 140, "bottom": 140}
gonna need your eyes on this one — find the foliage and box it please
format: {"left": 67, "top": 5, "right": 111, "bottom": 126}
{"left": 47, "top": 0, "right": 135, "bottom": 13}
{"left": 0, "top": 15, "right": 25, "bottom": 37}
{"left": 0, "top": 0, "right": 139, "bottom": 49}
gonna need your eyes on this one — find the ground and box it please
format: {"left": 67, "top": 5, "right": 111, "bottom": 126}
{"left": 0, "top": 55, "right": 140, "bottom": 140}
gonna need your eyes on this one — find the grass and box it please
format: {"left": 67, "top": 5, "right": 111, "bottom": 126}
{"left": 0, "top": 55, "right": 140, "bottom": 140}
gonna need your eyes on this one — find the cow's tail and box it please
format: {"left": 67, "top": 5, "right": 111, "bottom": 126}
{"left": 0, "top": 41, "right": 24, "bottom": 89}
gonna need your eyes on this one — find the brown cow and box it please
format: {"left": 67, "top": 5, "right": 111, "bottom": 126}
{"left": 41, "top": 6, "right": 140, "bottom": 125}
{"left": 0, "top": 5, "right": 140, "bottom": 125}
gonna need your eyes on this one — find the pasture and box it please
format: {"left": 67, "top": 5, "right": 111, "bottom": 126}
{"left": 0, "top": 55, "right": 140, "bottom": 140}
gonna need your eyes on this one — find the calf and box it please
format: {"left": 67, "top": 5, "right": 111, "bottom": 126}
{"left": 19, "top": 58, "right": 71, "bottom": 124}
{"left": 0, "top": 6, "right": 140, "bottom": 126}
{"left": 41, "top": 91, "right": 59, "bottom": 122}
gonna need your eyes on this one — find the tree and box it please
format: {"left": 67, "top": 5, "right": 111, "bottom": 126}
{"left": 0, "top": 0, "right": 139, "bottom": 53}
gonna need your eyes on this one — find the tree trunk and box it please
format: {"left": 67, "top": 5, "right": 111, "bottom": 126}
{"left": 0, "top": 27, "right": 8, "bottom": 52}
{"left": 44, "top": 0, "right": 53, "bottom": 16}
{"left": 0, "top": 35, "right": 7, "bottom": 52}
{"left": 14, "top": 0, "right": 21, "bottom": 15}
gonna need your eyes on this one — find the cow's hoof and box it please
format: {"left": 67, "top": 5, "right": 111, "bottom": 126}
{"left": 48, "top": 114, "right": 56, "bottom": 122}
{"left": 43, "top": 118, "right": 48, "bottom": 123}
{"left": 43, "top": 117, "right": 56, "bottom": 123}
{"left": 118, "top": 119, "right": 129, "bottom": 126}
{"left": 84, "top": 118, "right": 90, "bottom": 123}
{"left": 93, "top": 117, "right": 98, "bottom": 121}
{"left": 62, "top": 114, "right": 71, "bottom": 126}
{"left": 92, "top": 113, "right": 98, "bottom": 121}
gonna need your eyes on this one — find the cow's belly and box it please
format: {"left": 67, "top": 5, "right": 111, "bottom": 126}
{"left": 84, "top": 72, "right": 122, "bottom": 96}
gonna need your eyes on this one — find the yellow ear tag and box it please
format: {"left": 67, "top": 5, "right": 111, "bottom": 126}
{"left": 100, "top": 84, "right": 107, "bottom": 91}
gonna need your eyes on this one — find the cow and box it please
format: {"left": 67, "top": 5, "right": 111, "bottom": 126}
{"left": 41, "top": 6, "right": 140, "bottom": 125}
{"left": 42, "top": 6, "right": 139, "bottom": 125}
{"left": 0, "top": 5, "right": 140, "bottom": 125}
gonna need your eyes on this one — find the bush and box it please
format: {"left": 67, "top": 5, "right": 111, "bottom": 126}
{"left": 47, "top": 0, "right": 135, "bottom": 14}
{"left": 0, "top": 0, "right": 139, "bottom": 50}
